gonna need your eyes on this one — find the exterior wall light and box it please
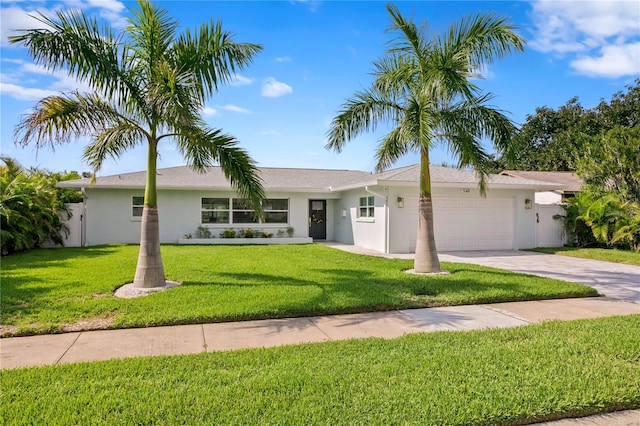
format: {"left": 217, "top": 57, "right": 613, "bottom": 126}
{"left": 525, "top": 198, "right": 533, "bottom": 209}
{"left": 397, "top": 196, "right": 404, "bottom": 208}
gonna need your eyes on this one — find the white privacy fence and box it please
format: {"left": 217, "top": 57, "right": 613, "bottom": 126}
{"left": 535, "top": 204, "right": 566, "bottom": 248}
{"left": 43, "top": 203, "right": 83, "bottom": 248}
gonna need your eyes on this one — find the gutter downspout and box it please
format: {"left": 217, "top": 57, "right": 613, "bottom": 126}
{"left": 81, "top": 187, "right": 88, "bottom": 247}
{"left": 365, "top": 186, "right": 389, "bottom": 254}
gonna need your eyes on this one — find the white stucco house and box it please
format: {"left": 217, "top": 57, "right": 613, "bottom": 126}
{"left": 58, "top": 164, "right": 563, "bottom": 253}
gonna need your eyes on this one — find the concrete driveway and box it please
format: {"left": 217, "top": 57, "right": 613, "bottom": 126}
{"left": 439, "top": 251, "right": 640, "bottom": 303}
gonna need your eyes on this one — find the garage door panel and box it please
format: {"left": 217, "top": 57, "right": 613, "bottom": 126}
{"left": 432, "top": 197, "right": 514, "bottom": 251}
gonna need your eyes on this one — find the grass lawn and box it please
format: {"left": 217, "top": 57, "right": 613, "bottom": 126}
{"left": 1, "top": 315, "right": 639, "bottom": 425}
{"left": 1, "top": 244, "right": 597, "bottom": 337}
{"left": 533, "top": 247, "right": 640, "bottom": 266}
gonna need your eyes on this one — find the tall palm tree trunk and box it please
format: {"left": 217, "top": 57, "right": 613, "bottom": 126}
{"left": 133, "top": 140, "right": 166, "bottom": 288}
{"left": 133, "top": 205, "right": 166, "bottom": 288}
{"left": 414, "top": 150, "right": 441, "bottom": 273}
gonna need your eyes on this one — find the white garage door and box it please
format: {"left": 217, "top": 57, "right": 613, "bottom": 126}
{"left": 432, "top": 197, "right": 514, "bottom": 251}
{"left": 433, "top": 197, "right": 513, "bottom": 251}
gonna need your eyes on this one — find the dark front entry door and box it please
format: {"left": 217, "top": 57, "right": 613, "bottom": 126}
{"left": 309, "top": 200, "right": 327, "bottom": 240}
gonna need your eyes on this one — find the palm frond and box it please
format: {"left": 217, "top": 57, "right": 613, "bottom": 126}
{"left": 385, "top": 3, "right": 427, "bottom": 62}
{"left": 371, "top": 54, "right": 415, "bottom": 99}
{"left": 447, "top": 13, "right": 526, "bottom": 68}
{"left": 375, "top": 125, "right": 410, "bottom": 172}
{"left": 326, "top": 89, "right": 402, "bottom": 152}
{"left": 173, "top": 19, "right": 262, "bottom": 99}
{"left": 177, "top": 127, "right": 265, "bottom": 217}
{"left": 82, "top": 122, "right": 147, "bottom": 173}
{"left": 127, "top": 0, "right": 178, "bottom": 64}
{"left": 8, "top": 10, "right": 130, "bottom": 102}
{"left": 14, "top": 92, "right": 130, "bottom": 151}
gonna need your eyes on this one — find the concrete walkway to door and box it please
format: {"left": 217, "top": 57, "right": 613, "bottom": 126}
{"left": 320, "top": 243, "right": 640, "bottom": 303}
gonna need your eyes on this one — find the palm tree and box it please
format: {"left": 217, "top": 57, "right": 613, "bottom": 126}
{"left": 9, "top": 0, "right": 265, "bottom": 287}
{"left": 327, "top": 4, "right": 525, "bottom": 273}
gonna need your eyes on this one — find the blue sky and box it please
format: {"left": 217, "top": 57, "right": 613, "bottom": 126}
{"left": 1, "top": 0, "right": 639, "bottom": 176}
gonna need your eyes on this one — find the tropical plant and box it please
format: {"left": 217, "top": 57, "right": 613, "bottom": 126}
{"left": 554, "top": 192, "right": 598, "bottom": 248}
{"left": 326, "top": 4, "right": 525, "bottom": 272}
{"left": 557, "top": 191, "right": 640, "bottom": 251}
{"left": 9, "top": 0, "right": 265, "bottom": 287}
{"left": 0, "top": 158, "right": 68, "bottom": 255}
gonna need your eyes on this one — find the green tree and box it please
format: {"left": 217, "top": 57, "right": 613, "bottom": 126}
{"left": 594, "top": 79, "right": 640, "bottom": 129}
{"left": 50, "top": 170, "right": 83, "bottom": 204}
{"left": 9, "top": 0, "right": 265, "bottom": 287}
{"left": 505, "top": 98, "right": 598, "bottom": 171}
{"left": 0, "top": 158, "right": 68, "bottom": 255}
{"left": 576, "top": 126, "right": 640, "bottom": 203}
{"left": 501, "top": 79, "right": 639, "bottom": 172}
{"left": 327, "top": 4, "right": 524, "bottom": 273}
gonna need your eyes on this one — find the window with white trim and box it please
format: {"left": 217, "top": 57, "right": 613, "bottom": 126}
{"left": 132, "top": 196, "right": 144, "bottom": 217}
{"left": 232, "top": 198, "right": 259, "bottom": 224}
{"left": 263, "top": 199, "right": 289, "bottom": 223}
{"left": 201, "top": 198, "right": 230, "bottom": 224}
{"left": 200, "top": 198, "right": 289, "bottom": 224}
{"left": 359, "top": 196, "right": 375, "bottom": 218}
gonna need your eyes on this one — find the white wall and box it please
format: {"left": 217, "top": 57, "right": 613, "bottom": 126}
{"left": 535, "top": 191, "right": 562, "bottom": 205}
{"left": 83, "top": 188, "right": 339, "bottom": 245}
{"left": 333, "top": 187, "right": 388, "bottom": 253}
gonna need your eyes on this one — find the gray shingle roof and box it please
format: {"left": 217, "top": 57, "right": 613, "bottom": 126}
{"left": 58, "top": 166, "right": 372, "bottom": 191}
{"left": 500, "top": 170, "right": 583, "bottom": 192}
{"left": 331, "top": 164, "right": 562, "bottom": 190}
{"left": 59, "top": 164, "right": 562, "bottom": 191}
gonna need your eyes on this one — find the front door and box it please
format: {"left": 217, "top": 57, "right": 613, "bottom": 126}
{"left": 309, "top": 200, "right": 327, "bottom": 240}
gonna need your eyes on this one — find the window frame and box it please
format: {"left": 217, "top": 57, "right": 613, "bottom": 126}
{"left": 199, "top": 197, "right": 290, "bottom": 225}
{"left": 131, "top": 196, "right": 144, "bottom": 220}
{"left": 358, "top": 196, "right": 375, "bottom": 218}
{"left": 201, "top": 197, "right": 230, "bottom": 224}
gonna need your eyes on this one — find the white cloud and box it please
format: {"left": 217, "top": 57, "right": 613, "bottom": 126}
{"left": 470, "top": 64, "right": 495, "bottom": 80}
{"left": 2, "top": 1, "right": 128, "bottom": 48}
{"left": 261, "top": 77, "right": 293, "bottom": 98}
{"left": 571, "top": 42, "right": 640, "bottom": 78}
{"left": 220, "top": 104, "right": 251, "bottom": 114}
{"left": 0, "top": 82, "right": 57, "bottom": 101}
{"left": 86, "top": 0, "right": 125, "bottom": 13}
{"left": 229, "top": 74, "right": 255, "bottom": 86}
{"left": 0, "top": 72, "right": 19, "bottom": 84}
{"left": 275, "top": 56, "right": 292, "bottom": 63}
{"left": 1, "top": 6, "right": 56, "bottom": 47}
{"left": 201, "top": 106, "right": 217, "bottom": 116}
{"left": 16, "top": 62, "right": 94, "bottom": 93}
{"left": 528, "top": 0, "right": 640, "bottom": 78}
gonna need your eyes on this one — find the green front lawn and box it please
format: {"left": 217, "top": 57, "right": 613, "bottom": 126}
{"left": 1, "top": 244, "right": 597, "bottom": 336}
{"left": 2, "top": 315, "right": 638, "bottom": 425}
{"left": 533, "top": 247, "right": 640, "bottom": 266}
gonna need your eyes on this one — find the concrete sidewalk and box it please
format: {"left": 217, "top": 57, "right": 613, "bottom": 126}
{"left": 2, "top": 296, "right": 639, "bottom": 370}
